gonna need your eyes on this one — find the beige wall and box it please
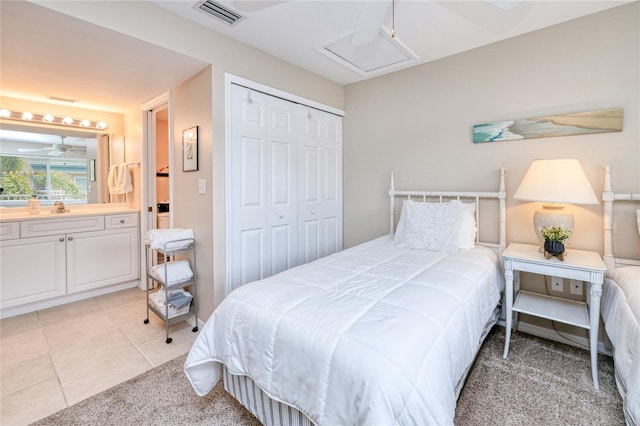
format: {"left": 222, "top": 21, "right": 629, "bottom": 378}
{"left": 171, "top": 67, "right": 215, "bottom": 319}
{"left": 344, "top": 3, "right": 639, "bottom": 256}
{"left": 343, "top": 3, "right": 639, "bottom": 341}
{"left": 34, "top": 1, "right": 345, "bottom": 319}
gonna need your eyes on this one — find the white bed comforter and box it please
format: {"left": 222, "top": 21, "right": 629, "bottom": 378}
{"left": 602, "top": 266, "right": 640, "bottom": 426}
{"left": 184, "top": 235, "right": 503, "bottom": 425}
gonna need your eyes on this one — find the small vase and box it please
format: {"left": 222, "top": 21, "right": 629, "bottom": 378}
{"left": 544, "top": 240, "right": 565, "bottom": 260}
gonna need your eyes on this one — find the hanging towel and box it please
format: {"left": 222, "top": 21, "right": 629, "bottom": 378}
{"left": 107, "top": 164, "right": 120, "bottom": 195}
{"left": 145, "top": 228, "right": 195, "bottom": 251}
{"left": 117, "top": 163, "right": 133, "bottom": 194}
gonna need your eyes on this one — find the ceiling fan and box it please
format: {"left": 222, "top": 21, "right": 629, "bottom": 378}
{"left": 17, "top": 136, "right": 87, "bottom": 157}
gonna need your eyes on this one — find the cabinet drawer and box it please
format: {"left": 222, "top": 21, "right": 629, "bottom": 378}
{"left": 105, "top": 213, "right": 139, "bottom": 229}
{"left": 21, "top": 216, "right": 105, "bottom": 238}
{"left": 0, "top": 222, "right": 20, "bottom": 241}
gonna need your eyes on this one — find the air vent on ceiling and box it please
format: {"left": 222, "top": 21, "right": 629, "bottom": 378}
{"left": 194, "top": 0, "right": 243, "bottom": 25}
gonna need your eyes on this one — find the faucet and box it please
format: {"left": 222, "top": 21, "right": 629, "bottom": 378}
{"left": 52, "top": 201, "right": 69, "bottom": 213}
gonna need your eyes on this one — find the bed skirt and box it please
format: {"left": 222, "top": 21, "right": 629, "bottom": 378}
{"left": 223, "top": 366, "right": 313, "bottom": 426}
{"left": 223, "top": 305, "right": 501, "bottom": 426}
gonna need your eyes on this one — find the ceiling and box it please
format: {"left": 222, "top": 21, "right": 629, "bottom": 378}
{"left": 0, "top": 0, "right": 631, "bottom": 115}
{"left": 0, "top": 1, "right": 209, "bottom": 113}
{"left": 153, "top": 0, "right": 631, "bottom": 85}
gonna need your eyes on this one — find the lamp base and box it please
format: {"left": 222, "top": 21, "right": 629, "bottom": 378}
{"left": 533, "top": 205, "right": 574, "bottom": 253}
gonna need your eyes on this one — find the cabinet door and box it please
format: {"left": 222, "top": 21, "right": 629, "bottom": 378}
{"left": 0, "top": 235, "right": 66, "bottom": 308}
{"left": 66, "top": 227, "right": 139, "bottom": 293}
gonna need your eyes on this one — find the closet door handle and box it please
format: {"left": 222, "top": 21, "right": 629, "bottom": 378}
{"left": 310, "top": 210, "right": 316, "bottom": 215}
{"left": 59, "top": 237, "right": 65, "bottom": 243}
{"left": 68, "top": 236, "right": 74, "bottom": 241}
{"left": 278, "top": 214, "right": 284, "bottom": 219}
{"left": 120, "top": 219, "right": 125, "bottom": 224}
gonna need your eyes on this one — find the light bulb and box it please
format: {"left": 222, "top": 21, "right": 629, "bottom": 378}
{"left": 0, "top": 109, "right": 10, "bottom": 118}
{"left": 96, "top": 121, "right": 108, "bottom": 130}
{"left": 43, "top": 114, "right": 54, "bottom": 123}
{"left": 62, "top": 117, "right": 73, "bottom": 125}
{"left": 22, "top": 112, "right": 33, "bottom": 120}
{"left": 79, "top": 119, "right": 90, "bottom": 127}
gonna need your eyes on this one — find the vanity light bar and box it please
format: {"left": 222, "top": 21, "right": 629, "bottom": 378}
{"left": 0, "top": 108, "right": 108, "bottom": 130}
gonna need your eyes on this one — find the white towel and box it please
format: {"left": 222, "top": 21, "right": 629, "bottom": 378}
{"left": 117, "top": 163, "right": 133, "bottom": 194}
{"left": 148, "top": 289, "right": 192, "bottom": 318}
{"left": 150, "top": 260, "right": 193, "bottom": 286}
{"left": 107, "top": 165, "right": 119, "bottom": 195}
{"left": 145, "top": 228, "right": 195, "bottom": 251}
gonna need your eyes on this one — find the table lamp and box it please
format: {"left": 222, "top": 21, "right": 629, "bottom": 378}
{"left": 514, "top": 158, "right": 599, "bottom": 252}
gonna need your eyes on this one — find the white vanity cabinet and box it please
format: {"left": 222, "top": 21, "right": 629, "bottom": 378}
{"left": 0, "top": 212, "right": 140, "bottom": 314}
{"left": 0, "top": 232, "right": 67, "bottom": 307}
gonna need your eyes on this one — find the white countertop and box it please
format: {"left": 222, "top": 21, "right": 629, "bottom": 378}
{"left": 0, "top": 204, "right": 139, "bottom": 222}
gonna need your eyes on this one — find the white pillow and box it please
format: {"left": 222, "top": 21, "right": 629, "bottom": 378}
{"left": 395, "top": 200, "right": 465, "bottom": 252}
{"left": 457, "top": 202, "right": 477, "bottom": 251}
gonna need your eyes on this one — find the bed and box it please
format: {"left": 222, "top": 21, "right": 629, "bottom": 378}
{"left": 601, "top": 164, "right": 640, "bottom": 426}
{"left": 184, "top": 170, "right": 507, "bottom": 425}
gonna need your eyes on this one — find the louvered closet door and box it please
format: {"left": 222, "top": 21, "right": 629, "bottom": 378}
{"left": 298, "top": 106, "right": 343, "bottom": 264}
{"left": 229, "top": 85, "right": 298, "bottom": 292}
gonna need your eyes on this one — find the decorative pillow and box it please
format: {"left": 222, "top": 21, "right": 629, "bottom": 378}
{"left": 395, "top": 200, "right": 465, "bottom": 252}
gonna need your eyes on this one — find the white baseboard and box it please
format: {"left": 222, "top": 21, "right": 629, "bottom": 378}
{"left": 0, "top": 280, "right": 140, "bottom": 319}
{"left": 497, "top": 319, "right": 612, "bottom": 356}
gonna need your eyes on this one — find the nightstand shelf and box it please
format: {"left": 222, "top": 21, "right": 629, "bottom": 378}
{"left": 513, "top": 291, "right": 589, "bottom": 329}
{"left": 502, "top": 243, "right": 606, "bottom": 390}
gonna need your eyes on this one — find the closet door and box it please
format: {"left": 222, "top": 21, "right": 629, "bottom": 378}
{"left": 298, "top": 106, "right": 343, "bottom": 264}
{"left": 229, "top": 86, "right": 298, "bottom": 292}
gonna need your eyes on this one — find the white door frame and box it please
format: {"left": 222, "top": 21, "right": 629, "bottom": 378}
{"left": 224, "top": 73, "right": 344, "bottom": 296}
{"left": 140, "top": 92, "right": 173, "bottom": 288}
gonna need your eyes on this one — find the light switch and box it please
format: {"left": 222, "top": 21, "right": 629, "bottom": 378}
{"left": 198, "top": 179, "right": 206, "bottom": 194}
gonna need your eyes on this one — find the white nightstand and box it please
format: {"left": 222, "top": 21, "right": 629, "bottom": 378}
{"left": 502, "top": 243, "right": 607, "bottom": 390}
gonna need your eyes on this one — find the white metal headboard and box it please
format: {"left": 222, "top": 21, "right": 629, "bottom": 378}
{"left": 602, "top": 164, "right": 640, "bottom": 269}
{"left": 388, "top": 168, "right": 507, "bottom": 255}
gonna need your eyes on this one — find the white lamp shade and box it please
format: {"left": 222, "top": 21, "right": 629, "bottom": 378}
{"left": 514, "top": 159, "right": 599, "bottom": 205}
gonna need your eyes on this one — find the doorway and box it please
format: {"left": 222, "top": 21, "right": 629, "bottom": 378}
{"left": 154, "top": 107, "right": 170, "bottom": 229}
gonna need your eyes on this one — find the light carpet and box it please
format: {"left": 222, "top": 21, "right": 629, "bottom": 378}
{"left": 33, "top": 327, "right": 624, "bottom": 425}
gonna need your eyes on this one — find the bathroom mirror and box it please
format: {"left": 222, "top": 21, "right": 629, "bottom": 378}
{"left": 0, "top": 123, "right": 125, "bottom": 207}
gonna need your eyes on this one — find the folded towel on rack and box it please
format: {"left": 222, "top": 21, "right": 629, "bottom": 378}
{"left": 149, "top": 289, "right": 192, "bottom": 318}
{"left": 145, "top": 228, "right": 195, "bottom": 251}
{"left": 167, "top": 291, "right": 193, "bottom": 309}
{"left": 107, "top": 165, "right": 119, "bottom": 195}
{"left": 118, "top": 162, "right": 133, "bottom": 194}
{"left": 150, "top": 260, "right": 193, "bottom": 286}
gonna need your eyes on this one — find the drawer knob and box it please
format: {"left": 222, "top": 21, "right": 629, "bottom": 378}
{"left": 120, "top": 219, "right": 125, "bottom": 224}
{"left": 68, "top": 236, "right": 73, "bottom": 241}
{"left": 279, "top": 214, "right": 284, "bottom": 219}
{"left": 59, "top": 237, "right": 65, "bottom": 242}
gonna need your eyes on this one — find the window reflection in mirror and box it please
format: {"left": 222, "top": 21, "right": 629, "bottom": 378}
{"left": 0, "top": 124, "right": 120, "bottom": 207}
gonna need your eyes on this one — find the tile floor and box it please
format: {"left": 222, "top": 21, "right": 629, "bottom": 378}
{"left": 0, "top": 287, "right": 199, "bottom": 425}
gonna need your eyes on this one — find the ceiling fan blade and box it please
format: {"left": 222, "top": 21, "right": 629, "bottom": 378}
{"left": 351, "top": 1, "right": 391, "bottom": 47}
{"left": 48, "top": 150, "right": 64, "bottom": 156}
{"left": 17, "top": 148, "right": 44, "bottom": 152}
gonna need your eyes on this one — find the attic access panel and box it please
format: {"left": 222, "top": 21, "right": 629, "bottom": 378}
{"left": 317, "top": 29, "right": 418, "bottom": 76}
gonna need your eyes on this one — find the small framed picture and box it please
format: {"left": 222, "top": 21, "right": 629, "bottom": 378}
{"left": 182, "top": 126, "right": 198, "bottom": 172}
{"left": 89, "top": 159, "right": 96, "bottom": 181}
